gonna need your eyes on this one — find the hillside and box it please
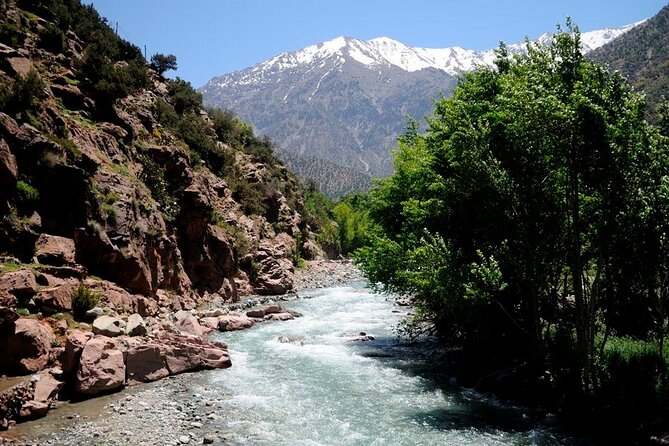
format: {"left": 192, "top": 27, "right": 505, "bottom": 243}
{"left": 0, "top": 0, "right": 330, "bottom": 318}
{"left": 201, "top": 25, "right": 637, "bottom": 193}
{"left": 589, "top": 4, "right": 669, "bottom": 120}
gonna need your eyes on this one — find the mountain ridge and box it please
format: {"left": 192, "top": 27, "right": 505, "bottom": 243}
{"left": 201, "top": 22, "right": 641, "bottom": 196}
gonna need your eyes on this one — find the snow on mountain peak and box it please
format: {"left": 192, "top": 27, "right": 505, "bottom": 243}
{"left": 212, "top": 21, "right": 641, "bottom": 89}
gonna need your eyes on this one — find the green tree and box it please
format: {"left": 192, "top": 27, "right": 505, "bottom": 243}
{"left": 150, "top": 53, "right": 177, "bottom": 75}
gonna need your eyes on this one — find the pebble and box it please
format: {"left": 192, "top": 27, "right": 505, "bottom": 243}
{"left": 179, "top": 435, "right": 191, "bottom": 444}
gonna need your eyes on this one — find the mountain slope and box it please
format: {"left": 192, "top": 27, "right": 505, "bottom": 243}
{"left": 0, "top": 0, "right": 328, "bottom": 308}
{"left": 201, "top": 24, "right": 638, "bottom": 190}
{"left": 589, "top": 5, "right": 669, "bottom": 120}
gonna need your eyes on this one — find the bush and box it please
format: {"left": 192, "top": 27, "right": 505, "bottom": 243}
{"left": 71, "top": 281, "right": 100, "bottom": 320}
{"left": 38, "top": 23, "right": 65, "bottom": 53}
{"left": 0, "top": 23, "right": 23, "bottom": 46}
{"left": 16, "top": 180, "right": 39, "bottom": 203}
{"left": 1, "top": 69, "right": 47, "bottom": 117}
{"left": 167, "top": 78, "right": 202, "bottom": 115}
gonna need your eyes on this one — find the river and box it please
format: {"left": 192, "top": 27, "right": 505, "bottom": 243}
{"left": 10, "top": 282, "right": 601, "bottom": 445}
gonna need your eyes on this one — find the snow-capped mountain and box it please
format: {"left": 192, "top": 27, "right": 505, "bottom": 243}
{"left": 201, "top": 23, "right": 640, "bottom": 195}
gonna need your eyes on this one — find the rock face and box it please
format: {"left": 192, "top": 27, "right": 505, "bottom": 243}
{"left": 0, "top": 318, "right": 53, "bottom": 375}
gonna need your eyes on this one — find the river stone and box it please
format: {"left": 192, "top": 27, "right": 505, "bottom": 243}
{"left": 246, "top": 308, "right": 265, "bottom": 318}
{"left": 92, "top": 315, "right": 125, "bottom": 337}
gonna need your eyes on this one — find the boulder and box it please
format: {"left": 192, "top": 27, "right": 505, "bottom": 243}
{"left": 155, "top": 331, "right": 231, "bottom": 374}
{"left": 173, "top": 309, "right": 192, "bottom": 322}
{"left": 92, "top": 315, "right": 125, "bottom": 337}
{"left": 217, "top": 315, "right": 254, "bottom": 332}
{"left": 75, "top": 336, "right": 125, "bottom": 395}
{"left": 265, "top": 312, "right": 294, "bottom": 322}
{"left": 62, "top": 330, "right": 93, "bottom": 376}
{"left": 35, "top": 234, "right": 76, "bottom": 266}
{"left": 18, "top": 400, "right": 49, "bottom": 420}
{"left": 246, "top": 308, "right": 265, "bottom": 318}
{"left": 199, "top": 317, "right": 220, "bottom": 332}
{"left": 34, "top": 282, "right": 75, "bottom": 314}
{"left": 0, "top": 269, "right": 38, "bottom": 299}
{"left": 125, "top": 344, "right": 168, "bottom": 385}
{"left": 6, "top": 57, "right": 33, "bottom": 77}
{"left": 125, "top": 313, "right": 147, "bottom": 337}
{"left": 175, "top": 315, "right": 204, "bottom": 337}
{"left": 33, "top": 373, "right": 64, "bottom": 402}
{"left": 0, "top": 318, "right": 53, "bottom": 375}
{"left": 263, "top": 304, "right": 282, "bottom": 315}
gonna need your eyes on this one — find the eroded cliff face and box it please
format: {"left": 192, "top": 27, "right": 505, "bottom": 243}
{"left": 0, "top": 0, "right": 326, "bottom": 317}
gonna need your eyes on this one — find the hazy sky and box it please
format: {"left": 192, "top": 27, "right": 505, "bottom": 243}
{"left": 86, "top": 1, "right": 667, "bottom": 87}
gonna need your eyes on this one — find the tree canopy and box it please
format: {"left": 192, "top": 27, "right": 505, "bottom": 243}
{"left": 355, "top": 24, "right": 669, "bottom": 434}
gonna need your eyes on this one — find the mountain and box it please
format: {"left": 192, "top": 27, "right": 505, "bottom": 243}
{"left": 201, "top": 24, "right": 639, "bottom": 194}
{"left": 589, "top": 5, "right": 669, "bottom": 121}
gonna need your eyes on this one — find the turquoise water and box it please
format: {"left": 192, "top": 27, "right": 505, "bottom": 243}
{"left": 210, "top": 283, "right": 592, "bottom": 446}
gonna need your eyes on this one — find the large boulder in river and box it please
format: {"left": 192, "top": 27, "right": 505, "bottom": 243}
{"left": 0, "top": 318, "right": 53, "bottom": 375}
{"left": 218, "top": 315, "right": 254, "bottom": 332}
{"left": 75, "top": 336, "right": 125, "bottom": 395}
{"left": 154, "top": 331, "right": 231, "bottom": 374}
{"left": 63, "top": 330, "right": 93, "bottom": 376}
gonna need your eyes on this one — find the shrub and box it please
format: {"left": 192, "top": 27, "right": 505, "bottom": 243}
{"left": 0, "top": 23, "right": 22, "bottom": 46}
{"left": 38, "top": 23, "right": 65, "bottom": 53}
{"left": 16, "top": 180, "right": 39, "bottom": 203}
{"left": 71, "top": 281, "right": 100, "bottom": 320}
{"left": 15, "top": 307, "right": 29, "bottom": 316}
{"left": 167, "top": 78, "right": 202, "bottom": 115}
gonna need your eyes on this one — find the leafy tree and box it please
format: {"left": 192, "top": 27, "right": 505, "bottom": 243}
{"left": 356, "top": 22, "right": 669, "bottom": 416}
{"left": 150, "top": 53, "right": 177, "bottom": 76}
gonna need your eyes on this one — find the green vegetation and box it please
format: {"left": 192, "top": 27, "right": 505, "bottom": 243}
{"left": 590, "top": 5, "right": 669, "bottom": 122}
{"left": 71, "top": 281, "right": 100, "bottom": 320}
{"left": 150, "top": 53, "right": 177, "bottom": 76}
{"left": 355, "top": 24, "right": 669, "bottom": 437}
{"left": 38, "top": 22, "right": 65, "bottom": 53}
{"left": 15, "top": 307, "right": 30, "bottom": 317}
{"left": 0, "top": 69, "right": 47, "bottom": 118}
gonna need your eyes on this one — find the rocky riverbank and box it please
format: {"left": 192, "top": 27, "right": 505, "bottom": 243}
{"left": 0, "top": 261, "right": 362, "bottom": 444}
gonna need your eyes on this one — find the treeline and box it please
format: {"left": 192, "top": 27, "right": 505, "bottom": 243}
{"left": 354, "top": 24, "right": 669, "bottom": 439}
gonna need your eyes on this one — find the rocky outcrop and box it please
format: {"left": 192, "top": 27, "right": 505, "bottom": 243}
{"left": 35, "top": 234, "right": 76, "bottom": 266}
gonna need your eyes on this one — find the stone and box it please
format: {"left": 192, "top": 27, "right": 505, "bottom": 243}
{"left": 245, "top": 308, "right": 265, "bottom": 318}
{"left": 33, "top": 373, "right": 64, "bottom": 402}
{"left": 217, "top": 315, "right": 254, "bottom": 332}
{"left": 34, "top": 282, "right": 75, "bottom": 315}
{"left": 19, "top": 400, "right": 49, "bottom": 420}
{"left": 203, "top": 435, "right": 215, "bottom": 444}
{"left": 0, "top": 269, "right": 38, "bottom": 299}
{"left": 35, "top": 234, "right": 76, "bottom": 266}
{"left": 92, "top": 315, "right": 125, "bottom": 337}
{"left": 265, "top": 312, "right": 294, "bottom": 322}
{"left": 155, "top": 331, "right": 231, "bottom": 375}
{"left": 63, "top": 330, "right": 93, "bottom": 376}
{"left": 85, "top": 306, "right": 105, "bottom": 319}
{"left": 125, "top": 344, "right": 168, "bottom": 385}
{"left": 6, "top": 57, "right": 33, "bottom": 77}
{"left": 173, "top": 309, "right": 193, "bottom": 322}
{"left": 263, "top": 304, "right": 282, "bottom": 314}
{"left": 76, "top": 336, "right": 126, "bottom": 395}
{"left": 199, "top": 317, "right": 220, "bottom": 331}
{"left": 175, "top": 315, "right": 204, "bottom": 337}
{"left": 126, "top": 313, "right": 147, "bottom": 336}
{"left": 0, "top": 318, "right": 53, "bottom": 375}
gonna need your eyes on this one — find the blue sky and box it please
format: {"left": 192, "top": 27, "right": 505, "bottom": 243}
{"left": 87, "top": 1, "right": 667, "bottom": 87}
